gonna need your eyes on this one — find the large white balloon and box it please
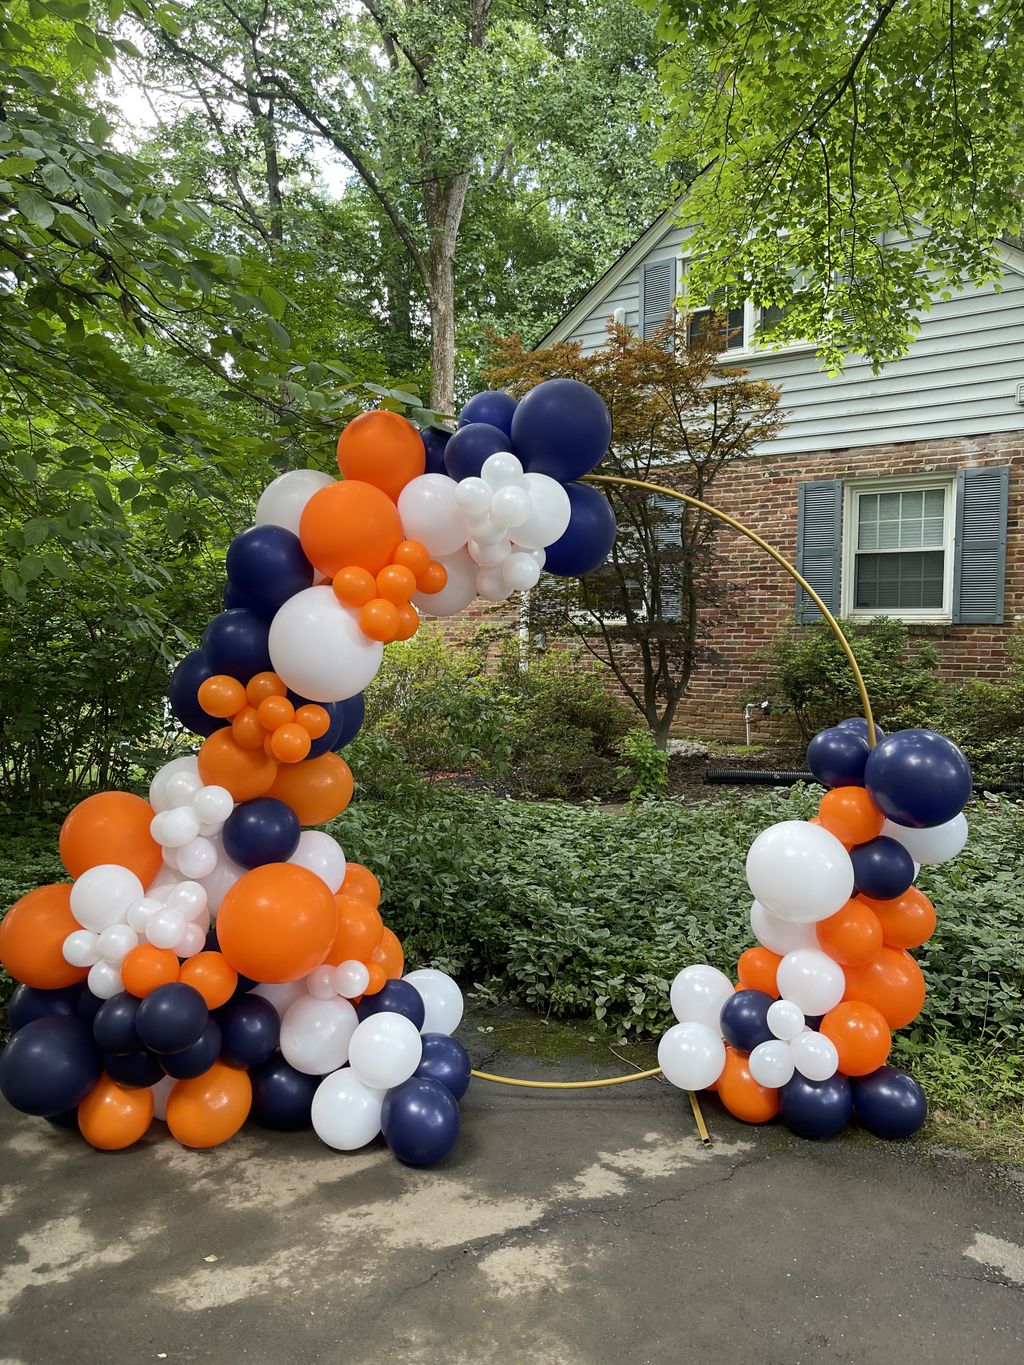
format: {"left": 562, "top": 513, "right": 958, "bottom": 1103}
{"left": 269, "top": 586, "right": 383, "bottom": 702}
{"left": 748, "top": 1039, "right": 795, "bottom": 1088}
{"left": 657, "top": 1022, "right": 726, "bottom": 1091}
{"left": 750, "top": 899, "right": 819, "bottom": 955}
{"left": 280, "top": 996, "right": 359, "bottom": 1075}
{"left": 669, "top": 964, "right": 734, "bottom": 1030}
{"left": 397, "top": 473, "right": 469, "bottom": 557}
{"left": 256, "top": 468, "right": 335, "bottom": 537}
{"left": 348, "top": 1013, "right": 423, "bottom": 1090}
{"left": 402, "top": 968, "right": 464, "bottom": 1035}
{"left": 881, "top": 813, "right": 968, "bottom": 865}
{"left": 149, "top": 756, "right": 200, "bottom": 814}
{"left": 745, "top": 821, "right": 854, "bottom": 923}
{"left": 70, "top": 865, "right": 144, "bottom": 932}
{"left": 288, "top": 830, "right": 347, "bottom": 893}
{"left": 790, "top": 1030, "right": 840, "bottom": 1082}
{"left": 776, "top": 949, "right": 846, "bottom": 1016}
{"left": 510, "top": 473, "right": 572, "bottom": 550}
{"left": 311, "top": 1070, "right": 386, "bottom": 1151}
{"left": 412, "top": 547, "right": 478, "bottom": 617}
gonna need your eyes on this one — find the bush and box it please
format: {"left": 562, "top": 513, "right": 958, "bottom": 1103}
{"left": 934, "top": 632, "right": 1024, "bottom": 787}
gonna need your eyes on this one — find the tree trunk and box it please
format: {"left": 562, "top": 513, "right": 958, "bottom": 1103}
{"left": 423, "top": 173, "right": 468, "bottom": 416}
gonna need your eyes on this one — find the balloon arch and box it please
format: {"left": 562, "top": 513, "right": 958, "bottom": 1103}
{"left": 0, "top": 381, "right": 973, "bottom": 1159}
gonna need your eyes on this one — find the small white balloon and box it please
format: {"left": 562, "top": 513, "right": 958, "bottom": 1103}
{"left": 151, "top": 806, "right": 200, "bottom": 850}
{"left": 480, "top": 451, "right": 524, "bottom": 488}
{"left": 402, "top": 968, "right": 463, "bottom": 1034}
{"left": 750, "top": 899, "right": 819, "bottom": 955}
{"left": 165, "top": 881, "right": 208, "bottom": 920}
{"left": 476, "top": 566, "right": 514, "bottom": 601}
{"left": 256, "top": 468, "right": 335, "bottom": 536}
{"left": 501, "top": 552, "right": 542, "bottom": 591}
{"left": 490, "top": 483, "right": 533, "bottom": 528}
{"left": 199, "top": 838, "right": 245, "bottom": 914}
{"left": 178, "top": 922, "right": 207, "bottom": 958}
{"left": 150, "top": 1074, "right": 176, "bottom": 1122}
{"left": 776, "top": 949, "right": 846, "bottom": 1016}
{"left": 176, "top": 836, "right": 219, "bottom": 880}
{"left": 161, "top": 845, "right": 180, "bottom": 871}
{"left": 146, "top": 909, "right": 186, "bottom": 950}
{"left": 657, "top": 1022, "right": 726, "bottom": 1091}
{"left": 766, "top": 998, "right": 806, "bottom": 1042}
{"left": 748, "top": 1039, "right": 795, "bottom": 1088}
{"left": 269, "top": 587, "right": 383, "bottom": 703}
{"left": 348, "top": 1013, "right": 423, "bottom": 1090}
{"left": 63, "top": 929, "right": 100, "bottom": 968}
{"left": 746, "top": 821, "right": 854, "bottom": 923}
{"left": 412, "top": 548, "right": 478, "bottom": 618}
{"left": 881, "top": 813, "right": 968, "bottom": 865}
{"left": 306, "top": 965, "right": 339, "bottom": 1001}
{"left": 126, "top": 896, "right": 164, "bottom": 934}
{"left": 280, "top": 996, "right": 359, "bottom": 1075}
{"left": 70, "top": 865, "right": 144, "bottom": 932}
{"left": 468, "top": 536, "right": 512, "bottom": 568}
{"left": 790, "top": 1030, "right": 840, "bottom": 1082}
{"left": 251, "top": 978, "right": 307, "bottom": 1019}
{"left": 669, "top": 964, "right": 734, "bottom": 1030}
{"left": 87, "top": 960, "right": 123, "bottom": 1000}
{"left": 509, "top": 473, "right": 571, "bottom": 550}
{"left": 466, "top": 512, "right": 508, "bottom": 545}
{"left": 165, "top": 769, "right": 203, "bottom": 809}
{"left": 311, "top": 1070, "right": 385, "bottom": 1151}
{"left": 146, "top": 865, "right": 180, "bottom": 897}
{"left": 149, "top": 755, "right": 200, "bottom": 814}
{"left": 97, "top": 923, "right": 139, "bottom": 964}
{"left": 454, "top": 477, "right": 492, "bottom": 515}
{"left": 397, "top": 473, "right": 469, "bottom": 557}
{"left": 192, "top": 785, "right": 234, "bottom": 826}
{"left": 334, "top": 960, "right": 371, "bottom": 999}
{"left": 288, "top": 830, "right": 347, "bottom": 893}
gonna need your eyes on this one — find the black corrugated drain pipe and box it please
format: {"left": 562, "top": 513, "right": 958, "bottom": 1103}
{"left": 704, "top": 768, "right": 1024, "bottom": 794}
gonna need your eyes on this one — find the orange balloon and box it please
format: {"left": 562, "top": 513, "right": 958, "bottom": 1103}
{"left": 341, "top": 863, "right": 381, "bottom": 907}
{"left": 178, "top": 951, "right": 238, "bottom": 1009}
{"left": 295, "top": 704, "right": 330, "bottom": 739}
{"left": 857, "top": 888, "right": 937, "bottom": 950}
{"left": 324, "top": 894, "right": 384, "bottom": 965}
{"left": 257, "top": 695, "right": 294, "bottom": 729}
{"left": 359, "top": 597, "right": 400, "bottom": 642}
{"left": 376, "top": 564, "right": 417, "bottom": 604}
{"left": 371, "top": 925, "right": 404, "bottom": 980}
{"left": 166, "top": 1062, "right": 252, "bottom": 1149}
{"left": 232, "top": 704, "right": 266, "bottom": 750}
{"left": 78, "top": 1076, "right": 154, "bottom": 1149}
{"left": 737, "top": 946, "right": 781, "bottom": 996}
{"left": 363, "top": 961, "right": 388, "bottom": 995}
{"left": 197, "top": 674, "right": 246, "bottom": 719}
{"left": 332, "top": 565, "right": 377, "bottom": 608}
{"left": 393, "top": 602, "right": 419, "bottom": 641}
{"left": 392, "top": 539, "right": 431, "bottom": 576}
{"left": 217, "top": 864, "right": 339, "bottom": 982}
{"left": 300, "top": 480, "right": 404, "bottom": 577}
{"left": 0, "top": 883, "right": 86, "bottom": 989}
{"left": 59, "top": 791, "right": 162, "bottom": 885}
{"left": 416, "top": 561, "right": 448, "bottom": 595}
{"left": 842, "top": 947, "right": 926, "bottom": 1029}
{"left": 121, "top": 944, "right": 179, "bottom": 997}
{"left": 820, "top": 1001, "right": 892, "bottom": 1076}
{"left": 266, "top": 752, "right": 353, "bottom": 825}
{"left": 198, "top": 727, "right": 277, "bottom": 802}
{"left": 818, "top": 786, "right": 885, "bottom": 846}
{"left": 716, "top": 1046, "right": 780, "bottom": 1123}
{"left": 815, "top": 898, "right": 883, "bottom": 966}
{"left": 270, "top": 722, "right": 312, "bottom": 764}
{"left": 246, "top": 671, "right": 287, "bottom": 705}
{"left": 336, "top": 410, "right": 425, "bottom": 502}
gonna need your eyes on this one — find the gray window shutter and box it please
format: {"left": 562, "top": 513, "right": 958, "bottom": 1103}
{"left": 796, "top": 480, "right": 842, "bottom": 623}
{"left": 953, "top": 465, "right": 1009, "bottom": 624}
{"left": 641, "top": 259, "right": 676, "bottom": 339}
{"left": 651, "top": 493, "right": 682, "bottom": 621}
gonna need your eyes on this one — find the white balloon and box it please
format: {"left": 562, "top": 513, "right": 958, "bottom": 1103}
{"left": 501, "top": 552, "right": 542, "bottom": 591}
{"left": 146, "top": 908, "right": 186, "bottom": 950}
{"left": 490, "top": 484, "right": 532, "bottom": 529}
{"left": 63, "top": 929, "right": 100, "bottom": 968}
{"left": 748, "top": 1039, "right": 795, "bottom": 1088}
{"left": 288, "top": 830, "right": 347, "bottom": 893}
{"left": 745, "top": 821, "right": 854, "bottom": 923}
{"left": 280, "top": 996, "right": 359, "bottom": 1075}
{"left": 151, "top": 1075, "right": 176, "bottom": 1122}
{"left": 454, "top": 477, "right": 492, "bottom": 515}
{"left": 334, "top": 960, "right": 371, "bottom": 1000}
{"left": 192, "top": 785, "right": 234, "bottom": 826}
{"left": 466, "top": 512, "right": 508, "bottom": 545}
{"left": 397, "top": 473, "right": 469, "bottom": 556}
{"left": 252, "top": 978, "right": 308, "bottom": 1019}
{"left": 468, "top": 536, "right": 512, "bottom": 568}
{"left": 348, "top": 1013, "right": 423, "bottom": 1090}
{"left": 165, "top": 769, "right": 203, "bottom": 809}
{"left": 149, "top": 755, "right": 200, "bottom": 814}
{"left": 412, "top": 548, "right": 478, "bottom": 618}
{"left": 669, "top": 964, "right": 734, "bottom": 1030}
{"left": 657, "top": 1022, "right": 726, "bottom": 1091}
{"left": 402, "top": 968, "right": 463, "bottom": 1035}
{"left": 126, "top": 896, "right": 164, "bottom": 934}
{"left": 178, "top": 922, "right": 207, "bottom": 958}
{"left": 790, "top": 1030, "right": 840, "bottom": 1082}
{"left": 165, "top": 881, "right": 208, "bottom": 920}
{"left": 87, "top": 960, "right": 123, "bottom": 1000}
{"left": 70, "top": 865, "right": 144, "bottom": 932}
{"left": 97, "top": 923, "right": 139, "bottom": 964}
{"left": 509, "top": 473, "right": 571, "bottom": 550}
{"left": 776, "top": 949, "right": 846, "bottom": 1016}
{"left": 161, "top": 845, "right": 180, "bottom": 870}
{"left": 269, "top": 587, "right": 383, "bottom": 703}
{"left": 176, "top": 836, "right": 219, "bottom": 880}
{"left": 151, "top": 806, "right": 200, "bottom": 850}
{"left": 476, "top": 566, "right": 514, "bottom": 601}
{"left": 881, "top": 813, "right": 968, "bottom": 865}
{"left": 311, "top": 1070, "right": 385, "bottom": 1151}
{"left": 750, "top": 899, "right": 819, "bottom": 954}
{"left": 766, "top": 998, "right": 806, "bottom": 1041}
{"left": 199, "top": 838, "right": 245, "bottom": 914}
{"left": 146, "top": 865, "right": 180, "bottom": 897}
{"left": 256, "top": 468, "right": 335, "bottom": 536}
{"left": 481, "top": 451, "right": 524, "bottom": 489}
{"left": 306, "top": 965, "right": 339, "bottom": 1001}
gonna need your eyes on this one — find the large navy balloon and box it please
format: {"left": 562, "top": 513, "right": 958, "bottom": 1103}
{"left": 46, "top": 1107, "right": 80, "bottom": 1130}
{"left": 202, "top": 609, "right": 273, "bottom": 682}
{"left": 458, "top": 390, "right": 517, "bottom": 437}
{"left": 222, "top": 797, "right": 300, "bottom": 870}
{"left": 76, "top": 987, "right": 103, "bottom": 1024}
{"left": 356, "top": 979, "right": 425, "bottom": 1030}
{"left": 169, "top": 649, "right": 226, "bottom": 737}
{"left": 415, "top": 1033, "right": 472, "bottom": 1101}
{"left": 807, "top": 726, "right": 870, "bottom": 788}
{"left": 217, "top": 995, "right": 280, "bottom": 1070}
{"left": 850, "top": 836, "right": 916, "bottom": 900}
{"left": 104, "top": 1047, "right": 165, "bottom": 1088}
{"left": 381, "top": 1076, "right": 460, "bottom": 1167}
{"left": 8, "top": 984, "right": 81, "bottom": 1033}
{"left": 864, "top": 728, "right": 972, "bottom": 828}
{"left": 851, "top": 1066, "right": 927, "bottom": 1139}
{"left": 719, "top": 989, "right": 774, "bottom": 1052}
{"left": 443, "top": 422, "right": 512, "bottom": 481}
{"left": 838, "top": 716, "right": 886, "bottom": 742}
{"left": 161, "top": 1020, "right": 223, "bottom": 1079}
{"left": 333, "top": 692, "right": 365, "bottom": 750}
{"left": 250, "top": 1056, "right": 319, "bottom": 1130}
{"left": 135, "top": 983, "right": 209, "bottom": 1056}
{"left": 420, "top": 427, "right": 452, "bottom": 475}
{"left": 780, "top": 1072, "right": 853, "bottom": 1139}
{"left": 542, "top": 482, "right": 617, "bottom": 577}
{"left": 510, "top": 379, "right": 611, "bottom": 482}
{"left": 92, "top": 992, "right": 142, "bottom": 1055}
{"left": 226, "top": 525, "right": 313, "bottom": 618}
{"left": 0, "top": 1016, "right": 101, "bottom": 1117}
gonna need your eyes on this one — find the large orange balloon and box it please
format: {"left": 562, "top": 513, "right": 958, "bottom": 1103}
{"left": 78, "top": 1076, "right": 154, "bottom": 1150}
{"left": 299, "top": 480, "right": 404, "bottom": 577}
{"left": 217, "top": 863, "right": 339, "bottom": 983}
{"left": 737, "top": 946, "right": 780, "bottom": 997}
{"left": 179, "top": 952, "right": 238, "bottom": 1009}
{"left": 198, "top": 727, "right": 277, "bottom": 802}
{"left": 324, "top": 894, "right": 384, "bottom": 965}
{"left": 266, "top": 752, "right": 353, "bottom": 825}
{"left": 336, "top": 410, "right": 425, "bottom": 502}
{"left": 371, "top": 925, "right": 404, "bottom": 980}
{"left": 0, "top": 883, "right": 86, "bottom": 989}
{"left": 817, "top": 786, "right": 885, "bottom": 847}
{"left": 857, "top": 888, "right": 937, "bottom": 950}
{"left": 716, "top": 1047, "right": 780, "bottom": 1123}
{"left": 59, "top": 791, "right": 162, "bottom": 885}
{"left": 815, "top": 898, "right": 883, "bottom": 966}
{"left": 166, "top": 1062, "right": 252, "bottom": 1149}
{"left": 340, "top": 863, "right": 381, "bottom": 908}
{"left": 121, "top": 944, "right": 179, "bottom": 997}
{"left": 820, "top": 1001, "right": 892, "bottom": 1076}
{"left": 842, "top": 947, "right": 926, "bottom": 1029}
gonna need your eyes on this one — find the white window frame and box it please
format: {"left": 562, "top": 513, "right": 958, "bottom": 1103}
{"left": 841, "top": 475, "right": 956, "bottom": 623}
{"left": 676, "top": 256, "right": 818, "bottom": 361}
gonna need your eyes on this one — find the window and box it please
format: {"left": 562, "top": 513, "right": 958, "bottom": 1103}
{"left": 687, "top": 298, "right": 746, "bottom": 351}
{"left": 848, "top": 484, "right": 951, "bottom": 616}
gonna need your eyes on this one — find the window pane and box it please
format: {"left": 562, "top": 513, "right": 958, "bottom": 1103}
{"left": 855, "top": 551, "right": 944, "bottom": 611}
{"left": 857, "top": 494, "right": 879, "bottom": 551}
{"left": 758, "top": 303, "right": 789, "bottom": 334}
{"left": 725, "top": 305, "right": 745, "bottom": 349}
{"left": 857, "top": 486, "right": 946, "bottom": 552}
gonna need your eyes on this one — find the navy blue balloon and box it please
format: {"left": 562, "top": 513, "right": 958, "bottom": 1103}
{"left": 381, "top": 1076, "right": 460, "bottom": 1167}
{"left": 202, "top": 609, "right": 273, "bottom": 682}
{"left": 510, "top": 378, "right": 611, "bottom": 481}
{"left": 169, "top": 649, "right": 226, "bottom": 737}
{"left": 250, "top": 1056, "right": 319, "bottom": 1130}
{"left": 415, "top": 1033, "right": 471, "bottom": 1101}
{"left": 807, "top": 726, "right": 870, "bottom": 788}
{"left": 333, "top": 692, "right": 365, "bottom": 750}
{"left": 161, "top": 1019, "right": 223, "bottom": 1079}
{"left": 719, "top": 989, "right": 774, "bottom": 1052}
{"left": 222, "top": 797, "right": 300, "bottom": 870}
{"left": 850, "top": 836, "right": 916, "bottom": 900}
{"left": 8, "top": 984, "right": 81, "bottom": 1033}
{"left": 46, "top": 1107, "right": 80, "bottom": 1130}
{"left": 104, "top": 1047, "right": 165, "bottom": 1088}
{"left": 135, "top": 983, "right": 209, "bottom": 1056}
{"left": 838, "top": 716, "right": 886, "bottom": 742}
{"left": 420, "top": 427, "right": 452, "bottom": 475}
{"left": 76, "top": 987, "right": 103, "bottom": 1024}
{"left": 356, "top": 978, "right": 426, "bottom": 1029}
{"left": 0, "top": 1016, "right": 101, "bottom": 1117}
{"left": 226, "top": 525, "right": 314, "bottom": 618}
{"left": 780, "top": 1072, "right": 853, "bottom": 1139}
{"left": 223, "top": 579, "right": 265, "bottom": 615}
{"left": 458, "top": 390, "right": 517, "bottom": 437}
{"left": 443, "top": 422, "right": 512, "bottom": 481}
{"left": 851, "top": 1066, "right": 927, "bottom": 1139}
{"left": 217, "top": 995, "right": 280, "bottom": 1070}
{"left": 542, "top": 482, "right": 617, "bottom": 577}
{"left": 92, "top": 992, "right": 142, "bottom": 1055}
{"left": 865, "top": 728, "right": 972, "bottom": 828}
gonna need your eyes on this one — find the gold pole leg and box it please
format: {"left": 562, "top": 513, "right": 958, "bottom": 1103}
{"left": 688, "top": 1090, "right": 712, "bottom": 1147}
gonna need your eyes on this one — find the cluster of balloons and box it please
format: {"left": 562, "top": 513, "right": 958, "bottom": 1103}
{"left": 658, "top": 723, "right": 973, "bottom": 1140}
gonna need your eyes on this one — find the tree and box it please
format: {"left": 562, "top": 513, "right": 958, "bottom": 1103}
{"left": 651, "top": 0, "right": 1024, "bottom": 371}
{"left": 487, "top": 321, "right": 785, "bottom": 744}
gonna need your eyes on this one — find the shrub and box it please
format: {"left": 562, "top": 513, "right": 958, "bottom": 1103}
{"left": 933, "top": 632, "right": 1024, "bottom": 787}
{"left": 616, "top": 728, "right": 669, "bottom": 802}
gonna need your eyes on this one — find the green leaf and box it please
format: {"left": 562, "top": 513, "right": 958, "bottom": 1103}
{"left": 17, "top": 188, "right": 54, "bottom": 228}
